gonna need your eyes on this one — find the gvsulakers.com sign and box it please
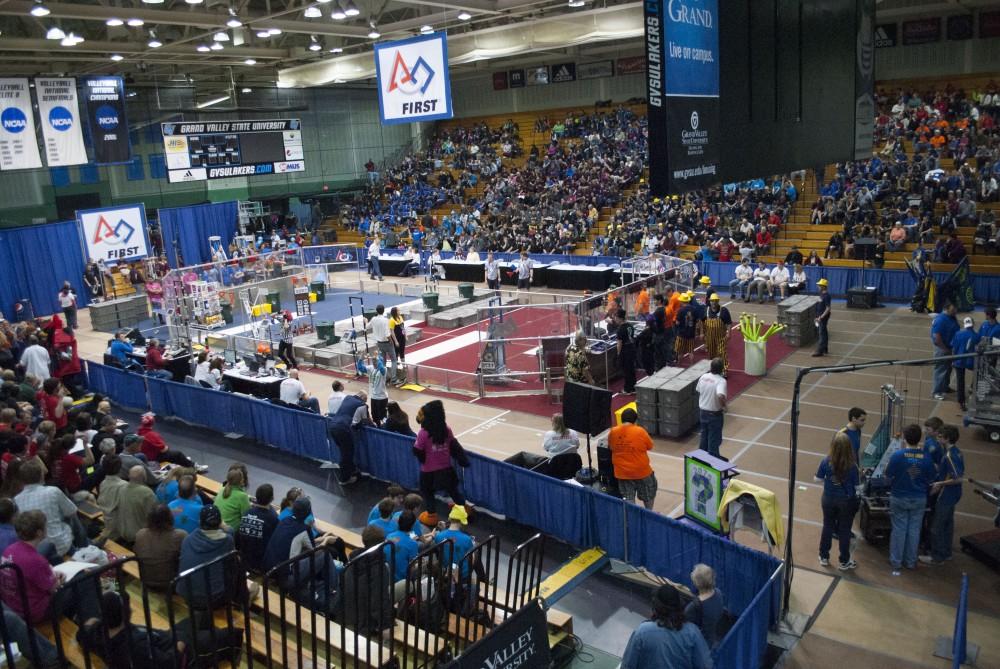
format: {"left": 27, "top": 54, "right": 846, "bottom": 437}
{"left": 374, "top": 32, "right": 453, "bottom": 125}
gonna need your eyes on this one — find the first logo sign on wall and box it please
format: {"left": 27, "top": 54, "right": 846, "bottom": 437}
{"left": 374, "top": 32, "right": 453, "bottom": 125}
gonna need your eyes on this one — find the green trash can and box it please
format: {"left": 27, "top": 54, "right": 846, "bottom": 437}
{"left": 220, "top": 303, "right": 233, "bottom": 325}
{"left": 265, "top": 290, "right": 281, "bottom": 315}
{"left": 458, "top": 283, "right": 475, "bottom": 299}
{"left": 316, "top": 320, "right": 335, "bottom": 345}
{"left": 310, "top": 280, "right": 326, "bottom": 302}
{"left": 363, "top": 309, "right": 377, "bottom": 322}
{"left": 422, "top": 292, "right": 439, "bottom": 311}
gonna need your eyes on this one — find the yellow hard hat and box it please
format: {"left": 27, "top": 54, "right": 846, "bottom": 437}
{"left": 709, "top": 293, "right": 720, "bottom": 301}
{"left": 653, "top": 198, "right": 661, "bottom": 204}
{"left": 679, "top": 293, "right": 691, "bottom": 302}
{"left": 817, "top": 278, "right": 829, "bottom": 287}
{"left": 699, "top": 276, "right": 711, "bottom": 285}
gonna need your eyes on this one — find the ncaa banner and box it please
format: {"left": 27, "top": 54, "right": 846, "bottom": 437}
{"left": 78, "top": 204, "right": 150, "bottom": 263}
{"left": 374, "top": 32, "right": 452, "bottom": 125}
{"left": 36, "top": 78, "right": 88, "bottom": 166}
{"left": 83, "top": 77, "right": 130, "bottom": 164}
{"left": 0, "top": 78, "right": 43, "bottom": 171}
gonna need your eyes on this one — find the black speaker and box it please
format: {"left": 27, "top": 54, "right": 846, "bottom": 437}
{"left": 847, "top": 286, "right": 878, "bottom": 309}
{"left": 853, "top": 237, "right": 876, "bottom": 261}
{"left": 563, "top": 381, "right": 613, "bottom": 436}
{"left": 596, "top": 444, "right": 618, "bottom": 495}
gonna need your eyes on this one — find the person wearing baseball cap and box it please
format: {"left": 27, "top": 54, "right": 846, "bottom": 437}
{"left": 674, "top": 292, "right": 697, "bottom": 364}
{"left": 620, "top": 584, "right": 712, "bottom": 669}
{"left": 950, "top": 315, "right": 979, "bottom": 411}
{"left": 813, "top": 278, "right": 831, "bottom": 357}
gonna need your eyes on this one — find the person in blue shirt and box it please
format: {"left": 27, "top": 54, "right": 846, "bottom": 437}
{"left": 396, "top": 493, "right": 428, "bottom": 538}
{"left": 368, "top": 498, "right": 399, "bottom": 536}
{"left": 108, "top": 331, "right": 136, "bottom": 369}
{"left": 921, "top": 424, "right": 964, "bottom": 565}
{"left": 621, "top": 584, "right": 712, "bottom": 669}
{"left": 921, "top": 417, "right": 945, "bottom": 467}
{"left": 951, "top": 316, "right": 980, "bottom": 411}
{"left": 385, "top": 510, "right": 421, "bottom": 598}
{"left": 930, "top": 303, "right": 959, "bottom": 399}
{"left": 815, "top": 433, "right": 860, "bottom": 570}
{"left": 434, "top": 505, "right": 476, "bottom": 579}
{"left": 839, "top": 407, "right": 867, "bottom": 465}
{"left": 168, "top": 475, "right": 204, "bottom": 535}
{"left": 885, "top": 424, "right": 938, "bottom": 574}
{"left": 978, "top": 306, "right": 999, "bottom": 342}
{"left": 367, "top": 485, "right": 405, "bottom": 525}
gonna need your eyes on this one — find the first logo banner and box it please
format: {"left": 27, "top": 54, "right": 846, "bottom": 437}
{"left": 374, "top": 32, "right": 453, "bottom": 125}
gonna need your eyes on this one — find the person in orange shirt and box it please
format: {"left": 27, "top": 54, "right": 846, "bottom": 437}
{"left": 930, "top": 131, "right": 946, "bottom": 149}
{"left": 635, "top": 286, "right": 651, "bottom": 317}
{"left": 608, "top": 408, "right": 657, "bottom": 509}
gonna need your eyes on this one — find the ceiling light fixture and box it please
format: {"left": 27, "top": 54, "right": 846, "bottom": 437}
{"left": 142, "top": 0, "right": 165, "bottom": 4}
{"left": 241, "top": 87, "right": 252, "bottom": 93}
{"left": 29, "top": 3, "right": 50, "bottom": 18}
{"left": 127, "top": 18, "right": 145, "bottom": 26}
{"left": 256, "top": 30, "right": 270, "bottom": 38}
{"left": 268, "top": 28, "right": 282, "bottom": 35}
{"left": 210, "top": 42, "right": 224, "bottom": 50}
{"left": 567, "top": 0, "right": 585, "bottom": 6}
{"left": 316, "top": 0, "right": 332, "bottom": 3}
{"left": 213, "top": 31, "right": 230, "bottom": 41}
{"left": 304, "top": 6, "right": 322, "bottom": 18}
{"left": 367, "top": 25, "right": 380, "bottom": 39}
{"left": 329, "top": 46, "right": 343, "bottom": 53}
{"left": 46, "top": 26, "right": 66, "bottom": 40}
{"left": 420, "top": 25, "right": 433, "bottom": 33}
{"left": 244, "top": 58, "right": 257, "bottom": 65}
{"left": 227, "top": 17, "right": 242, "bottom": 28}
{"left": 148, "top": 31, "right": 162, "bottom": 48}
{"left": 197, "top": 95, "right": 231, "bottom": 109}
{"left": 106, "top": 17, "right": 124, "bottom": 27}
{"left": 197, "top": 44, "right": 210, "bottom": 52}
{"left": 333, "top": 78, "right": 345, "bottom": 83}
{"left": 185, "top": 0, "right": 204, "bottom": 4}
{"left": 457, "top": 11, "right": 471, "bottom": 20}
{"left": 330, "top": 6, "right": 346, "bottom": 20}
{"left": 60, "top": 32, "right": 84, "bottom": 46}
{"left": 309, "top": 35, "right": 322, "bottom": 50}
{"left": 344, "top": 1, "right": 360, "bottom": 17}
{"left": 110, "top": 54, "right": 124, "bottom": 61}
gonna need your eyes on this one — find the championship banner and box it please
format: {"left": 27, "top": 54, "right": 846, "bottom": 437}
{"left": 374, "top": 32, "right": 452, "bottom": 125}
{"left": 35, "top": 78, "right": 88, "bottom": 166}
{"left": 0, "top": 78, "right": 43, "bottom": 171}
{"left": 77, "top": 204, "right": 151, "bottom": 264}
{"left": 442, "top": 600, "right": 551, "bottom": 669}
{"left": 854, "top": 0, "right": 875, "bottom": 160}
{"left": 83, "top": 76, "right": 130, "bottom": 164}
{"left": 645, "top": 0, "right": 720, "bottom": 195}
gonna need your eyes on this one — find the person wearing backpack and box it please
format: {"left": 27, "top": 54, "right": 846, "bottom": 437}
{"left": 683, "top": 564, "right": 726, "bottom": 649}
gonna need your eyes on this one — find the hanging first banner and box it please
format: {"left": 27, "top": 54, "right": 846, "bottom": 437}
{"left": 35, "top": 77, "right": 88, "bottom": 166}
{"left": 0, "top": 78, "right": 43, "bottom": 171}
{"left": 83, "top": 76, "right": 130, "bottom": 164}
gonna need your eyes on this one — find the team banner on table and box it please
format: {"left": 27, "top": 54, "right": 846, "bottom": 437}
{"left": 0, "top": 78, "right": 43, "bottom": 171}
{"left": 77, "top": 204, "right": 151, "bottom": 263}
{"left": 645, "top": 0, "right": 720, "bottom": 195}
{"left": 83, "top": 77, "right": 130, "bottom": 164}
{"left": 374, "top": 32, "right": 452, "bottom": 125}
{"left": 442, "top": 600, "right": 551, "bottom": 669}
{"left": 35, "top": 78, "right": 88, "bottom": 166}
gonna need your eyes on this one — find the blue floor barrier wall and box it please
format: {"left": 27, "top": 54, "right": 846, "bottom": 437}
{"left": 84, "top": 361, "right": 781, "bottom": 668}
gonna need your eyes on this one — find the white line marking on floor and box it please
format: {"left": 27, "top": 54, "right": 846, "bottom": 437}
{"left": 405, "top": 331, "right": 482, "bottom": 364}
{"left": 455, "top": 410, "right": 511, "bottom": 438}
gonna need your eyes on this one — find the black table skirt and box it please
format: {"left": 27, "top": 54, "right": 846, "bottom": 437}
{"left": 376, "top": 257, "right": 414, "bottom": 276}
{"left": 546, "top": 267, "right": 615, "bottom": 291}
{"left": 437, "top": 262, "right": 485, "bottom": 283}
{"left": 499, "top": 266, "right": 549, "bottom": 287}
{"left": 224, "top": 374, "right": 283, "bottom": 399}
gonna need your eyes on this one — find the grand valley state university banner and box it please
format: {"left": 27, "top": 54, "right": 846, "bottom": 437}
{"left": 645, "top": 0, "right": 720, "bottom": 195}
{"left": 83, "top": 76, "right": 130, "bottom": 164}
{"left": 35, "top": 77, "right": 88, "bottom": 167}
{"left": 0, "top": 78, "right": 43, "bottom": 171}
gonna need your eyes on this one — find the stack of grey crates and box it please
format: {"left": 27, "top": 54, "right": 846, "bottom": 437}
{"left": 88, "top": 295, "right": 149, "bottom": 333}
{"left": 634, "top": 359, "right": 711, "bottom": 437}
{"left": 777, "top": 294, "right": 821, "bottom": 347}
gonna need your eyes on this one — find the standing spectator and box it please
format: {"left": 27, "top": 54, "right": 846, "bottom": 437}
{"left": 885, "top": 424, "right": 937, "bottom": 576}
{"left": 370, "top": 305, "right": 399, "bottom": 385}
{"left": 930, "top": 302, "right": 959, "bottom": 399}
{"left": 485, "top": 251, "right": 501, "bottom": 291}
{"left": 412, "top": 400, "right": 468, "bottom": 523}
{"left": 950, "top": 317, "right": 979, "bottom": 411}
{"left": 357, "top": 353, "right": 389, "bottom": 425}
{"left": 516, "top": 250, "right": 534, "bottom": 290}
{"left": 815, "top": 433, "right": 860, "bottom": 570}
{"left": 83, "top": 262, "right": 103, "bottom": 302}
{"left": 213, "top": 468, "right": 251, "bottom": 531}
{"left": 279, "top": 369, "right": 319, "bottom": 413}
{"left": 920, "top": 424, "right": 964, "bottom": 566}
{"left": 57, "top": 282, "right": 77, "bottom": 330}
{"left": 812, "top": 278, "right": 831, "bottom": 357}
{"left": 564, "top": 331, "right": 595, "bottom": 385}
{"left": 35, "top": 378, "right": 67, "bottom": 433}
{"left": 684, "top": 564, "right": 725, "bottom": 649}
{"left": 389, "top": 306, "right": 407, "bottom": 386}
{"left": 19, "top": 337, "right": 50, "bottom": 382}
{"left": 368, "top": 235, "right": 384, "bottom": 281}
{"left": 327, "top": 390, "right": 369, "bottom": 485}
{"left": 237, "top": 484, "right": 279, "bottom": 574}
{"left": 620, "top": 585, "right": 712, "bottom": 669}
{"left": 608, "top": 408, "right": 657, "bottom": 510}
{"left": 695, "top": 358, "right": 727, "bottom": 459}
{"left": 615, "top": 309, "right": 637, "bottom": 394}
{"left": 133, "top": 504, "right": 187, "bottom": 591}
{"left": 51, "top": 319, "right": 82, "bottom": 394}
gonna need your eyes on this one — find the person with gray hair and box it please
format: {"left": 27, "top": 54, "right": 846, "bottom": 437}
{"left": 117, "top": 465, "right": 157, "bottom": 544}
{"left": 564, "top": 331, "right": 595, "bottom": 385}
{"left": 684, "top": 563, "right": 725, "bottom": 648}
{"left": 143, "top": 338, "right": 173, "bottom": 380}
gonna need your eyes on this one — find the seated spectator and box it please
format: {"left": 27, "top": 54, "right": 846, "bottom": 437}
{"left": 193, "top": 351, "right": 222, "bottom": 390}
{"left": 684, "top": 563, "right": 725, "bottom": 649}
{"left": 0, "top": 498, "right": 17, "bottom": 554}
{"left": 263, "top": 498, "right": 345, "bottom": 610}
{"left": 14, "top": 460, "right": 82, "bottom": 560}
{"left": 77, "top": 591, "right": 183, "bottom": 667}
{"left": 621, "top": 585, "right": 711, "bottom": 669}
{"left": 118, "top": 465, "right": 158, "bottom": 545}
{"left": 119, "top": 435, "right": 159, "bottom": 487}
{"left": 788, "top": 264, "right": 808, "bottom": 295}
{"left": 542, "top": 413, "right": 580, "bottom": 456}
{"left": 770, "top": 261, "right": 790, "bottom": 301}
{"left": 178, "top": 505, "right": 239, "bottom": 607}
{"left": 384, "top": 510, "right": 420, "bottom": 601}
{"left": 784, "top": 245, "right": 804, "bottom": 267}
{"left": 137, "top": 414, "right": 203, "bottom": 470}
{"left": 90, "top": 415, "right": 123, "bottom": 453}
{"left": 746, "top": 262, "right": 771, "bottom": 303}
{"left": 45, "top": 434, "right": 93, "bottom": 501}
{"left": 237, "top": 484, "right": 278, "bottom": 574}
{"left": 214, "top": 467, "right": 251, "bottom": 531}
{"left": 2, "top": 600, "right": 58, "bottom": 667}
{"left": 887, "top": 222, "right": 907, "bottom": 251}
{"left": 155, "top": 466, "right": 191, "bottom": 504}
{"left": 0, "top": 510, "right": 60, "bottom": 625}
{"left": 143, "top": 338, "right": 173, "bottom": 381}
{"left": 367, "top": 485, "right": 405, "bottom": 524}
{"left": 279, "top": 370, "right": 320, "bottom": 413}
{"left": 169, "top": 475, "right": 203, "bottom": 535}
{"left": 368, "top": 498, "right": 399, "bottom": 536}
{"left": 96, "top": 455, "right": 127, "bottom": 543}
{"left": 728, "top": 258, "right": 752, "bottom": 300}
{"left": 35, "top": 378, "right": 67, "bottom": 433}
{"left": 133, "top": 503, "right": 187, "bottom": 591}
{"left": 434, "top": 505, "right": 477, "bottom": 580}
{"left": 825, "top": 232, "right": 843, "bottom": 259}
{"left": 805, "top": 250, "right": 823, "bottom": 266}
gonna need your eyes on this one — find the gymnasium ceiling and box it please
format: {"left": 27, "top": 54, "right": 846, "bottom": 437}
{"left": 0, "top": 0, "right": 995, "bottom": 92}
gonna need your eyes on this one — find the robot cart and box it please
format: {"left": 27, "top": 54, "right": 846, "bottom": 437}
{"left": 858, "top": 384, "right": 906, "bottom": 544}
{"left": 963, "top": 343, "right": 1000, "bottom": 443}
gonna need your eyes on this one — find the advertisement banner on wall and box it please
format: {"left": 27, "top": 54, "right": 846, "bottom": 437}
{"left": 646, "top": 0, "right": 720, "bottom": 195}
{"left": 0, "top": 78, "right": 43, "bottom": 171}
{"left": 77, "top": 204, "right": 151, "bottom": 263}
{"left": 509, "top": 69, "right": 525, "bottom": 88}
{"left": 526, "top": 66, "right": 549, "bottom": 86}
{"left": 980, "top": 10, "right": 1000, "bottom": 38}
{"left": 35, "top": 78, "right": 88, "bottom": 167}
{"left": 947, "top": 14, "right": 974, "bottom": 40}
{"left": 550, "top": 62, "right": 576, "bottom": 83}
{"left": 492, "top": 71, "right": 509, "bottom": 90}
{"left": 901, "top": 17, "right": 941, "bottom": 45}
{"left": 874, "top": 23, "right": 897, "bottom": 47}
{"left": 616, "top": 56, "right": 646, "bottom": 75}
{"left": 82, "top": 76, "right": 131, "bottom": 165}
{"left": 578, "top": 60, "right": 614, "bottom": 80}
{"left": 374, "top": 32, "right": 453, "bottom": 125}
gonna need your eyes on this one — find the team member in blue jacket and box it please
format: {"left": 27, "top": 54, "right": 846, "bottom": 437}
{"left": 930, "top": 303, "right": 959, "bottom": 399}
{"left": 951, "top": 317, "right": 980, "bottom": 411}
{"left": 815, "top": 433, "right": 860, "bottom": 570}
{"left": 978, "top": 306, "right": 999, "bottom": 342}
{"left": 884, "top": 424, "right": 939, "bottom": 575}
{"left": 920, "top": 424, "right": 964, "bottom": 565}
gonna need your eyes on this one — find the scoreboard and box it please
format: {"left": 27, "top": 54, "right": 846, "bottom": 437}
{"left": 161, "top": 118, "right": 304, "bottom": 183}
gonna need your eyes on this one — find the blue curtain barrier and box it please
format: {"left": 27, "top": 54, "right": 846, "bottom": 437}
{"left": 701, "top": 259, "right": 1000, "bottom": 305}
{"left": 0, "top": 220, "right": 91, "bottom": 318}
{"left": 714, "top": 564, "right": 784, "bottom": 669}
{"left": 159, "top": 201, "right": 239, "bottom": 268}
{"left": 84, "top": 361, "right": 149, "bottom": 412}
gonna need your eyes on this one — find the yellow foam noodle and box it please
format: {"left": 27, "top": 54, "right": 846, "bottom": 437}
{"left": 399, "top": 383, "right": 425, "bottom": 392}
{"left": 615, "top": 401, "right": 637, "bottom": 425}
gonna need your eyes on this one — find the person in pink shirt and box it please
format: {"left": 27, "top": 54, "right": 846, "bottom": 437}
{"left": 0, "top": 510, "right": 62, "bottom": 624}
{"left": 411, "top": 400, "right": 469, "bottom": 524}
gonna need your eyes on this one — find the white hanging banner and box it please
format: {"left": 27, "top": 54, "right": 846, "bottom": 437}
{"left": 0, "top": 78, "right": 43, "bottom": 171}
{"left": 35, "top": 77, "right": 88, "bottom": 166}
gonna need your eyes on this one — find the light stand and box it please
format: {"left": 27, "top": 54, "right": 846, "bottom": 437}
{"left": 575, "top": 433, "right": 597, "bottom": 484}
